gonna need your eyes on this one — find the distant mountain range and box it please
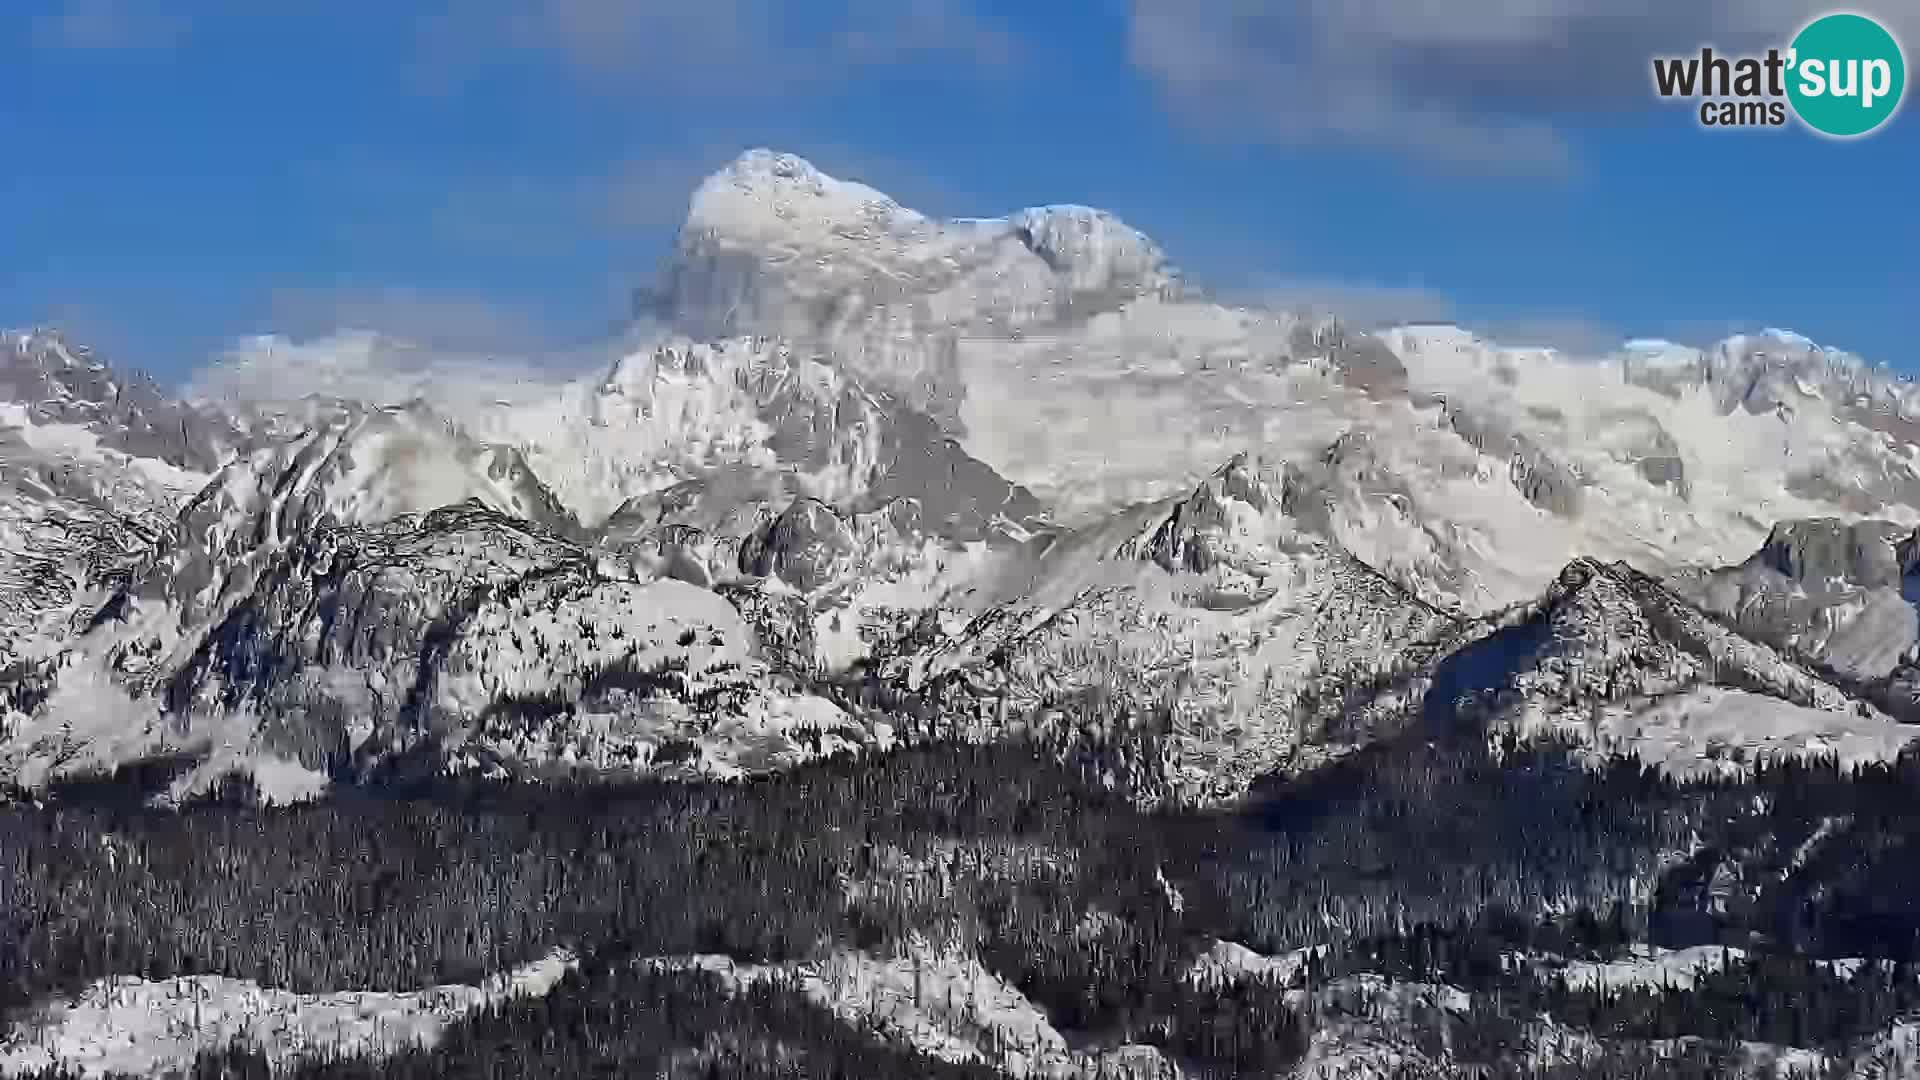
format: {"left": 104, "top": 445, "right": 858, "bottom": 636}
{"left": 6, "top": 150, "right": 1920, "bottom": 805}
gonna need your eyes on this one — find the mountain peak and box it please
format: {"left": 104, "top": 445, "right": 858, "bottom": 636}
{"left": 685, "top": 149, "right": 923, "bottom": 239}
{"left": 1007, "top": 204, "right": 1176, "bottom": 302}
{"left": 1757, "top": 327, "right": 1824, "bottom": 350}
{"left": 3, "top": 327, "right": 247, "bottom": 473}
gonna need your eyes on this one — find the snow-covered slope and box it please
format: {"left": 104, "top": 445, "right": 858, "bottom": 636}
{"left": 855, "top": 452, "right": 1461, "bottom": 804}
{"left": 0, "top": 393, "right": 867, "bottom": 793}
{"left": 0, "top": 331, "right": 239, "bottom": 670}
{"left": 0, "top": 950, "right": 577, "bottom": 1077}
{"left": 552, "top": 336, "right": 1042, "bottom": 536}
{"left": 946, "top": 314, "right": 1920, "bottom": 617}
{"left": 1376, "top": 324, "right": 1920, "bottom": 608}
{"left": 5, "top": 329, "right": 247, "bottom": 472}
{"left": 646, "top": 948, "right": 1176, "bottom": 1080}
{"left": 1331, "top": 556, "right": 1910, "bottom": 779}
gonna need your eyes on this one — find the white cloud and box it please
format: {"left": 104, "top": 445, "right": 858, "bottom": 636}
{"left": 1127, "top": 0, "right": 1920, "bottom": 174}
{"left": 180, "top": 288, "right": 632, "bottom": 420}
{"left": 263, "top": 287, "right": 556, "bottom": 354}
{"left": 185, "top": 329, "right": 614, "bottom": 422}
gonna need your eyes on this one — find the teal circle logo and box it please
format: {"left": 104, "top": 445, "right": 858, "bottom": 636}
{"left": 1787, "top": 13, "right": 1906, "bottom": 137}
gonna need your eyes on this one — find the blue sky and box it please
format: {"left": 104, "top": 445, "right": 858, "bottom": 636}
{"left": 4, "top": 0, "right": 1916, "bottom": 381}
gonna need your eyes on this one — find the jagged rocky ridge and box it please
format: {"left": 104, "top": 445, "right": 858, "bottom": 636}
{"left": 1621, "top": 330, "right": 1920, "bottom": 442}
{"left": 3, "top": 329, "right": 248, "bottom": 472}
{"left": 824, "top": 452, "right": 1463, "bottom": 805}
{"left": 1, "top": 391, "right": 878, "bottom": 793}
{"left": 1672, "top": 518, "right": 1920, "bottom": 674}
{"left": 0, "top": 325, "right": 1056, "bottom": 795}
{"left": 0, "top": 331, "right": 241, "bottom": 671}
{"left": 16, "top": 332, "right": 1909, "bottom": 803}
{"left": 588, "top": 337, "right": 1045, "bottom": 563}
{"left": 1389, "top": 557, "right": 1877, "bottom": 743}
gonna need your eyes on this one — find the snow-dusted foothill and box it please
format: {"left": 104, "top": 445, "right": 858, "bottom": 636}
{"left": 0, "top": 950, "right": 577, "bottom": 1077}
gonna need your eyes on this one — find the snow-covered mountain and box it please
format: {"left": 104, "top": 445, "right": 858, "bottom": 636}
{"left": 833, "top": 452, "right": 1461, "bottom": 804}
{"left": 1671, "top": 518, "right": 1920, "bottom": 680}
{"left": 651, "top": 149, "right": 1185, "bottom": 428}
{"left": 0, "top": 394, "right": 868, "bottom": 796}
{"left": 0, "top": 331, "right": 245, "bottom": 672}
{"left": 4, "top": 329, "right": 248, "bottom": 472}
{"left": 4, "top": 150, "right": 1919, "bottom": 804}
{"left": 641, "top": 156, "right": 1920, "bottom": 622}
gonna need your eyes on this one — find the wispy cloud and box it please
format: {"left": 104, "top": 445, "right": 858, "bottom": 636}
{"left": 30, "top": 0, "right": 190, "bottom": 51}
{"left": 415, "top": 0, "right": 1019, "bottom": 98}
{"left": 1127, "top": 0, "right": 1920, "bottom": 176}
{"left": 186, "top": 287, "right": 627, "bottom": 411}
{"left": 1249, "top": 277, "right": 1458, "bottom": 327}
{"left": 262, "top": 287, "right": 559, "bottom": 355}
{"left": 1240, "top": 275, "right": 1624, "bottom": 354}
{"left": 829, "top": 0, "right": 1021, "bottom": 71}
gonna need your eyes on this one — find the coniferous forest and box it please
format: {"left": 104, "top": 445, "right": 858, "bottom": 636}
{"left": 7, "top": 723, "right": 1920, "bottom": 1078}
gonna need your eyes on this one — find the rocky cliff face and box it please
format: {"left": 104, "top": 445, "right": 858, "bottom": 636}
{"left": 1671, "top": 519, "right": 1920, "bottom": 680}
{"left": 3, "top": 330, "right": 248, "bottom": 473}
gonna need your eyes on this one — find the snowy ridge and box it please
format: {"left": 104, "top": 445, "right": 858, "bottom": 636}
{"left": 0, "top": 950, "right": 577, "bottom": 1077}
{"left": 1318, "top": 555, "right": 1912, "bottom": 781}
{"left": 85, "top": 403, "right": 575, "bottom": 698}
{"left": 4, "top": 328, "right": 247, "bottom": 473}
{"left": 150, "top": 501, "right": 860, "bottom": 786}
{"left": 868, "top": 455, "right": 1460, "bottom": 804}
{"left": 427, "top": 334, "right": 1045, "bottom": 544}
{"left": 2, "top": 330, "right": 1030, "bottom": 793}
{"left": 0, "top": 408, "right": 865, "bottom": 792}
{"left": 644, "top": 947, "right": 1177, "bottom": 1079}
